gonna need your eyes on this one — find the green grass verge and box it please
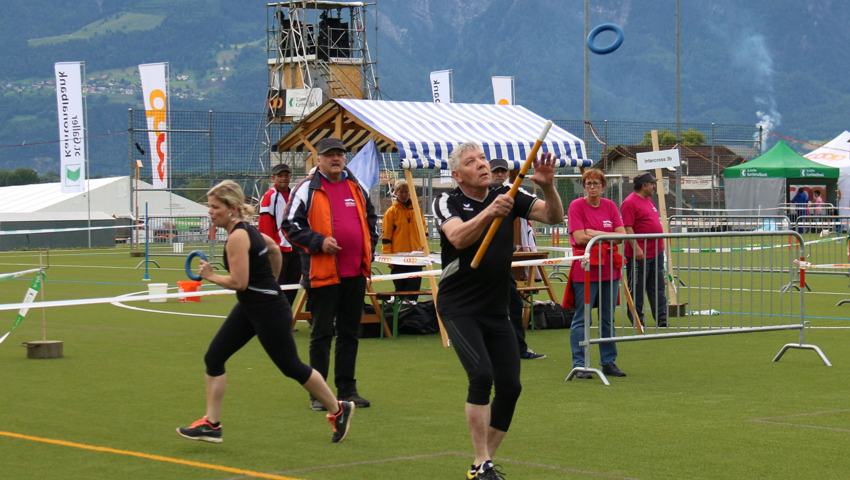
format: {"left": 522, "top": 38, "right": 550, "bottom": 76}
{"left": 0, "top": 246, "right": 847, "bottom": 479}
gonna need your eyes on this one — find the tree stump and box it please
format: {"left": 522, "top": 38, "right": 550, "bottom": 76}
{"left": 23, "top": 341, "right": 63, "bottom": 359}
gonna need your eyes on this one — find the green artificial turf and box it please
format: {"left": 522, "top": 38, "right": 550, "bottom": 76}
{"left": 0, "top": 246, "right": 848, "bottom": 479}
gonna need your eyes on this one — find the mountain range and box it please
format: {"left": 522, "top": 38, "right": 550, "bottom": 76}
{"left": 0, "top": 0, "right": 848, "bottom": 176}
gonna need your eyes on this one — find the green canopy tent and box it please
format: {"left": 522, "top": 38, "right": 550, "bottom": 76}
{"left": 724, "top": 140, "right": 839, "bottom": 214}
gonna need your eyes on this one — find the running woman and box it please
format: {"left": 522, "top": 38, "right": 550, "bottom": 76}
{"left": 176, "top": 180, "right": 353, "bottom": 444}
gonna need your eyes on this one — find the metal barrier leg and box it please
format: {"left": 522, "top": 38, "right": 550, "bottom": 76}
{"left": 565, "top": 367, "right": 610, "bottom": 386}
{"left": 773, "top": 344, "right": 832, "bottom": 366}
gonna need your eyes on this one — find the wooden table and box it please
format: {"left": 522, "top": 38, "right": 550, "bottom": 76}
{"left": 512, "top": 251, "right": 558, "bottom": 329}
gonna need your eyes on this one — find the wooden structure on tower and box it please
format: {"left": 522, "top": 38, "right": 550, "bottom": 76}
{"left": 264, "top": 1, "right": 380, "bottom": 173}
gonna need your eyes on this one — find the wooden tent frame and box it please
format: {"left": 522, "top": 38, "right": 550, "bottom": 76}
{"left": 274, "top": 100, "right": 450, "bottom": 347}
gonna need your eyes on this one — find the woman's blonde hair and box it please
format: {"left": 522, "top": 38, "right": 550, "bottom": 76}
{"left": 393, "top": 179, "right": 409, "bottom": 191}
{"left": 207, "top": 180, "right": 255, "bottom": 220}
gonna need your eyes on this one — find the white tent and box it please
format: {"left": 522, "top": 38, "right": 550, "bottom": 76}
{"left": 0, "top": 176, "right": 208, "bottom": 218}
{"left": 0, "top": 176, "right": 131, "bottom": 215}
{"left": 804, "top": 131, "right": 850, "bottom": 213}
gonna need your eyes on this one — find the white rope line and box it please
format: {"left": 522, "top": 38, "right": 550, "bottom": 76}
{"left": 0, "top": 268, "right": 42, "bottom": 281}
{"left": 110, "top": 289, "right": 229, "bottom": 319}
{"left": 0, "top": 225, "right": 142, "bottom": 236}
{"left": 0, "top": 257, "right": 578, "bottom": 312}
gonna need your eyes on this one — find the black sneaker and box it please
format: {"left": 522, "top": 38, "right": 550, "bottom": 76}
{"left": 310, "top": 398, "right": 328, "bottom": 411}
{"left": 520, "top": 349, "right": 546, "bottom": 360}
{"left": 176, "top": 416, "right": 222, "bottom": 443}
{"left": 477, "top": 461, "right": 506, "bottom": 480}
{"left": 326, "top": 401, "right": 354, "bottom": 443}
{"left": 338, "top": 394, "right": 371, "bottom": 408}
{"left": 574, "top": 371, "right": 593, "bottom": 379}
{"left": 602, "top": 363, "right": 627, "bottom": 377}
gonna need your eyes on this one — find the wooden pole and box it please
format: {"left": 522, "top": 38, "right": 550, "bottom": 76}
{"left": 403, "top": 169, "right": 450, "bottom": 347}
{"left": 650, "top": 130, "right": 681, "bottom": 310}
{"left": 471, "top": 121, "right": 553, "bottom": 268}
{"left": 39, "top": 250, "right": 46, "bottom": 342}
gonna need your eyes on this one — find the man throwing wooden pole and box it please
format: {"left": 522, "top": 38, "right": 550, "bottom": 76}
{"left": 432, "top": 142, "right": 563, "bottom": 480}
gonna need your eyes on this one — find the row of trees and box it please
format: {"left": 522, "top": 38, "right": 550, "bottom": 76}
{"left": 0, "top": 168, "right": 103, "bottom": 187}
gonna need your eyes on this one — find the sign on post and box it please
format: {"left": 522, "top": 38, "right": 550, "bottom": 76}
{"left": 636, "top": 148, "right": 681, "bottom": 171}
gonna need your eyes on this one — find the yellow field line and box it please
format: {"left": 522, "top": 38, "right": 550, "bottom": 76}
{"left": 0, "top": 430, "right": 304, "bottom": 480}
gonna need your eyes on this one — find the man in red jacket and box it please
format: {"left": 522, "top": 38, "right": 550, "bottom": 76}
{"left": 259, "top": 163, "right": 300, "bottom": 306}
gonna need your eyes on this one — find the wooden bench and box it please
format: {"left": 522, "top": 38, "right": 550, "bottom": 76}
{"left": 290, "top": 287, "right": 393, "bottom": 339}
{"left": 516, "top": 285, "right": 551, "bottom": 330}
{"left": 365, "top": 290, "right": 433, "bottom": 339}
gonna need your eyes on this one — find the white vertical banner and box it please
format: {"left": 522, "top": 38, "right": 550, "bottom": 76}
{"left": 430, "top": 70, "right": 452, "bottom": 104}
{"left": 492, "top": 76, "right": 514, "bottom": 105}
{"left": 139, "top": 62, "right": 169, "bottom": 189}
{"left": 54, "top": 62, "right": 86, "bottom": 193}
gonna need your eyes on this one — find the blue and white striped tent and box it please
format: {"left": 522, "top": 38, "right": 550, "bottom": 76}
{"left": 273, "top": 99, "right": 590, "bottom": 170}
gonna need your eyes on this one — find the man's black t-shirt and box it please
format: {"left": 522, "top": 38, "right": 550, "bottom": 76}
{"left": 433, "top": 184, "right": 537, "bottom": 316}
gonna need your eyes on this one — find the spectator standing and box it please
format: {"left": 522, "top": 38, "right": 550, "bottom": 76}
{"left": 259, "top": 163, "right": 300, "bottom": 306}
{"left": 381, "top": 179, "right": 427, "bottom": 301}
{"left": 563, "top": 169, "right": 627, "bottom": 379}
{"left": 489, "top": 158, "right": 546, "bottom": 360}
{"left": 621, "top": 172, "right": 668, "bottom": 328}
{"left": 281, "top": 138, "right": 379, "bottom": 412}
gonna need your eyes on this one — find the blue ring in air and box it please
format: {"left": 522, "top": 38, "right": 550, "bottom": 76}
{"left": 185, "top": 250, "right": 207, "bottom": 281}
{"left": 587, "top": 23, "right": 624, "bottom": 55}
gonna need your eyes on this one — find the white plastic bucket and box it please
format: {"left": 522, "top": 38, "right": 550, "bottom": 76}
{"left": 148, "top": 283, "right": 168, "bottom": 303}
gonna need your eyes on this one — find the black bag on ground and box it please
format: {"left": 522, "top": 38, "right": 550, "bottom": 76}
{"left": 358, "top": 303, "right": 382, "bottom": 338}
{"left": 532, "top": 301, "right": 574, "bottom": 329}
{"left": 397, "top": 300, "right": 439, "bottom": 335}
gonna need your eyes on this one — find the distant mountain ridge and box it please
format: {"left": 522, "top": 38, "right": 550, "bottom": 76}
{"left": 0, "top": 0, "right": 847, "bottom": 175}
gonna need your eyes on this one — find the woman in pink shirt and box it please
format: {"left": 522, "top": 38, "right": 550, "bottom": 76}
{"left": 563, "top": 169, "right": 627, "bottom": 379}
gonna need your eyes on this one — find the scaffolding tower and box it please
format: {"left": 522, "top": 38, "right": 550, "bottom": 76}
{"left": 263, "top": 1, "right": 380, "bottom": 176}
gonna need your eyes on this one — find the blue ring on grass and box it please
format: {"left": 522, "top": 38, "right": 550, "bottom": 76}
{"left": 185, "top": 250, "right": 207, "bottom": 281}
{"left": 587, "top": 23, "right": 624, "bottom": 55}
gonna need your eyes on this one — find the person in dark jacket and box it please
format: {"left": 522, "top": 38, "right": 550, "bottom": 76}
{"left": 282, "top": 138, "right": 379, "bottom": 412}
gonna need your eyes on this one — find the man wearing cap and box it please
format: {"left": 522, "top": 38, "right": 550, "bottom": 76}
{"left": 281, "top": 137, "right": 379, "bottom": 411}
{"left": 490, "top": 159, "right": 546, "bottom": 360}
{"left": 259, "top": 163, "right": 300, "bottom": 306}
{"left": 620, "top": 171, "right": 668, "bottom": 328}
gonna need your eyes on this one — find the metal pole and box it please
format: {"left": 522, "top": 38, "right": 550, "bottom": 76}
{"left": 144, "top": 202, "right": 150, "bottom": 282}
{"left": 676, "top": 0, "right": 681, "bottom": 141}
{"left": 129, "top": 108, "right": 137, "bottom": 251}
{"left": 209, "top": 110, "right": 214, "bottom": 188}
{"left": 711, "top": 123, "right": 719, "bottom": 208}
{"left": 583, "top": 0, "right": 590, "bottom": 145}
{"left": 82, "top": 62, "right": 91, "bottom": 248}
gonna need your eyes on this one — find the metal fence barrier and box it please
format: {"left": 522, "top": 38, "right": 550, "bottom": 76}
{"left": 140, "top": 215, "right": 226, "bottom": 269}
{"left": 669, "top": 215, "right": 791, "bottom": 233}
{"left": 566, "top": 230, "right": 830, "bottom": 385}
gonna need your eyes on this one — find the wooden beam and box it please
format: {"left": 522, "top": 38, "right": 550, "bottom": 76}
{"left": 335, "top": 111, "right": 343, "bottom": 138}
{"left": 341, "top": 110, "right": 396, "bottom": 150}
{"left": 651, "top": 130, "right": 680, "bottom": 309}
{"left": 313, "top": 122, "right": 368, "bottom": 131}
{"left": 403, "top": 168, "right": 450, "bottom": 348}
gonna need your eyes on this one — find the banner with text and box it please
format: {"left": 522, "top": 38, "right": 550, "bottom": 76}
{"left": 636, "top": 148, "right": 681, "bottom": 171}
{"left": 285, "top": 87, "right": 323, "bottom": 120}
{"left": 430, "top": 70, "right": 452, "bottom": 104}
{"left": 54, "top": 62, "right": 86, "bottom": 194}
{"left": 139, "top": 63, "right": 169, "bottom": 189}
{"left": 492, "top": 76, "right": 514, "bottom": 105}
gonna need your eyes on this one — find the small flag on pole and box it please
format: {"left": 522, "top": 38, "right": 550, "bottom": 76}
{"left": 0, "top": 270, "right": 44, "bottom": 345}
